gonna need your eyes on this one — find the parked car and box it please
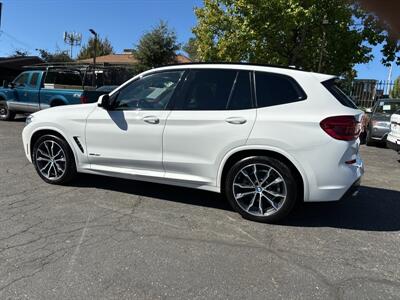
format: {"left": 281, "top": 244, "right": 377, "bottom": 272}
{"left": 79, "top": 85, "right": 118, "bottom": 104}
{"left": 364, "top": 99, "right": 400, "bottom": 146}
{"left": 22, "top": 63, "right": 364, "bottom": 223}
{"left": 0, "top": 68, "right": 84, "bottom": 121}
{"left": 387, "top": 109, "right": 400, "bottom": 153}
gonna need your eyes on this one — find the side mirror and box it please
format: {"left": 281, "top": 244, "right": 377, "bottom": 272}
{"left": 365, "top": 108, "right": 372, "bottom": 113}
{"left": 4, "top": 81, "right": 15, "bottom": 89}
{"left": 98, "top": 94, "right": 111, "bottom": 109}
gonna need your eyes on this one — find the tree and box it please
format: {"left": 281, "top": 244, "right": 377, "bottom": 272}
{"left": 37, "top": 49, "right": 73, "bottom": 63}
{"left": 133, "top": 21, "right": 180, "bottom": 72}
{"left": 390, "top": 76, "right": 400, "bottom": 98}
{"left": 11, "top": 49, "right": 29, "bottom": 57}
{"left": 77, "top": 37, "right": 114, "bottom": 60}
{"left": 183, "top": 37, "right": 199, "bottom": 61}
{"left": 192, "top": 0, "right": 400, "bottom": 76}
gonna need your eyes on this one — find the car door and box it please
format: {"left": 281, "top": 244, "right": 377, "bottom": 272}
{"left": 163, "top": 69, "right": 257, "bottom": 186}
{"left": 85, "top": 70, "right": 185, "bottom": 177}
{"left": 12, "top": 72, "right": 39, "bottom": 112}
{"left": 24, "top": 72, "right": 41, "bottom": 111}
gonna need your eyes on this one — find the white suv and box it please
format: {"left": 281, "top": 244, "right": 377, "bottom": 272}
{"left": 22, "top": 63, "right": 364, "bottom": 223}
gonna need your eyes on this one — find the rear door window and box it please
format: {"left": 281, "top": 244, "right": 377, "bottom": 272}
{"left": 255, "top": 72, "right": 307, "bottom": 108}
{"left": 227, "top": 71, "right": 253, "bottom": 110}
{"left": 28, "top": 72, "right": 40, "bottom": 88}
{"left": 175, "top": 69, "right": 252, "bottom": 110}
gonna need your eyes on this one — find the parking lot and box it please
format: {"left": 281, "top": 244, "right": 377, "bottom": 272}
{"left": 1, "top": 118, "right": 400, "bottom": 299}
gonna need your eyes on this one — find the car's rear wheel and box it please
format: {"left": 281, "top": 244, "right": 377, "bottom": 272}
{"left": 32, "top": 135, "right": 77, "bottom": 184}
{"left": 224, "top": 156, "right": 298, "bottom": 223}
{"left": 0, "top": 101, "right": 16, "bottom": 121}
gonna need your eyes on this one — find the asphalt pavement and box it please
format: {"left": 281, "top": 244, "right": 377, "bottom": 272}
{"left": 1, "top": 118, "right": 400, "bottom": 299}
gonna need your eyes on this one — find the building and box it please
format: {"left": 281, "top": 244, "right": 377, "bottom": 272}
{"left": 350, "top": 79, "right": 393, "bottom": 108}
{"left": 77, "top": 50, "right": 191, "bottom": 66}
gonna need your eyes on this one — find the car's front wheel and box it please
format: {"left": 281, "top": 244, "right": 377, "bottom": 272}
{"left": 32, "top": 135, "right": 77, "bottom": 184}
{"left": 224, "top": 156, "right": 298, "bottom": 223}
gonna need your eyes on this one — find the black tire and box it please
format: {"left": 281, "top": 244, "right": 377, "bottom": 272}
{"left": 224, "top": 156, "right": 298, "bottom": 223}
{"left": 0, "top": 101, "right": 16, "bottom": 121}
{"left": 359, "top": 130, "right": 367, "bottom": 145}
{"left": 50, "top": 100, "right": 65, "bottom": 107}
{"left": 32, "top": 134, "right": 77, "bottom": 184}
{"left": 366, "top": 128, "right": 375, "bottom": 146}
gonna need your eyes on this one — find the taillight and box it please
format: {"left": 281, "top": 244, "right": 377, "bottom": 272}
{"left": 80, "top": 95, "right": 88, "bottom": 104}
{"left": 320, "top": 116, "right": 361, "bottom": 141}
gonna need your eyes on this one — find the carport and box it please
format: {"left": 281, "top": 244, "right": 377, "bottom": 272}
{"left": 0, "top": 56, "right": 43, "bottom": 83}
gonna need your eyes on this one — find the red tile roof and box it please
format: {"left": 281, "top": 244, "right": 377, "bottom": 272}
{"left": 78, "top": 53, "right": 191, "bottom": 65}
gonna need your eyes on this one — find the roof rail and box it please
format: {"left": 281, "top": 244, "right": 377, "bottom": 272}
{"left": 162, "top": 61, "right": 304, "bottom": 71}
{"left": 22, "top": 63, "right": 137, "bottom": 70}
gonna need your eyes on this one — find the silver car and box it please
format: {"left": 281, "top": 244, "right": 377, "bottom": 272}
{"left": 365, "top": 99, "right": 400, "bottom": 146}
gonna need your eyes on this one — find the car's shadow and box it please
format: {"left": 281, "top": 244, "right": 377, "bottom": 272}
{"left": 284, "top": 186, "right": 400, "bottom": 232}
{"left": 70, "top": 174, "right": 400, "bottom": 232}
{"left": 13, "top": 116, "right": 27, "bottom": 122}
{"left": 71, "top": 174, "right": 232, "bottom": 211}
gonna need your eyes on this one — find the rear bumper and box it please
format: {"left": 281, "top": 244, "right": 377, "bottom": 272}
{"left": 340, "top": 178, "right": 361, "bottom": 201}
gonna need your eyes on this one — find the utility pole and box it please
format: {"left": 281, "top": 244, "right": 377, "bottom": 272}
{"left": 0, "top": 2, "right": 3, "bottom": 30}
{"left": 89, "top": 29, "right": 98, "bottom": 87}
{"left": 318, "top": 16, "right": 329, "bottom": 73}
{"left": 387, "top": 62, "right": 393, "bottom": 95}
{"left": 63, "top": 31, "right": 82, "bottom": 58}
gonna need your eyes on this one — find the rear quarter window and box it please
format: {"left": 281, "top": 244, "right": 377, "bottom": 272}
{"left": 255, "top": 72, "right": 307, "bottom": 108}
{"left": 322, "top": 79, "right": 357, "bottom": 109}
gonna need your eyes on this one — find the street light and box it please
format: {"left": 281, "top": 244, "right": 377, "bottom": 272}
{"left": 89, "top": 29, "right": 97, "bottom": 87}
{"left": 318, "top": 16, "right": 329, "bottom": 73}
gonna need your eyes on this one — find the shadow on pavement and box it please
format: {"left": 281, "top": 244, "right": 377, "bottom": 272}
{"left": 71, "top": 175, "right": 400, "bottom": 232}
{"left": 13, "top": 116, "right": 27, "bottom": 122}
{"left": 72, "top": 174, "right": 232, "bottom": 211}
{"left": 283, "top": 186, "right": 400, "bottom": 232}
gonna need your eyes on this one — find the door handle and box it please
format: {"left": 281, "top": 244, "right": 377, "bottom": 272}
{"left": 143, "top": 116, "right": 160, "bottom": 124}
{"left": 225, "top": 117, "right": 247, "bottom": 125}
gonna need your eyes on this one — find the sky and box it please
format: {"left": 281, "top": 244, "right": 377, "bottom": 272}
{"left": 0, "top": 0, "right": 398, "bottom": 81}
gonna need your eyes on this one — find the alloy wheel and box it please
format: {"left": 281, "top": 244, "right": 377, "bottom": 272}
{"left": 232, "top": 163, "right": 287, "bottom": 217}
{"left": 0, "top": 104, "right": 7, "bottom": 118}
{"left": 35, "top": 140, "right": 67, "bottom": 180}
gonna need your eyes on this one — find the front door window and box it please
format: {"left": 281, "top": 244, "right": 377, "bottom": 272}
{"left": 113, "top": 71, "right": 184, "bottom": 111}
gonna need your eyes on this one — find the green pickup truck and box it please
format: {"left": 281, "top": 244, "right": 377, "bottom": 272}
{"left": 0, "top": 68, "right": 84, "bottom": 120}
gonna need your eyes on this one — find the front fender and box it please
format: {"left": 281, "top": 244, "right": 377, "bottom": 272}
{"left": 0, "top": 89, "right": 15, "bottom": 101}
{"left": 23, "top": 124, "right": 81, "bottom": 167}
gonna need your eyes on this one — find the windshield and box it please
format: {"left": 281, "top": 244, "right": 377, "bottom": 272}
{"left": 375, "top": 101, "right": 400, "bottom": 114}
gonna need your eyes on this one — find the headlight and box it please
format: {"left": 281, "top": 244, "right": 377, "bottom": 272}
{"left": 372, "top": 121, "right": 390, "bottom": 128}
{"left": 25, "top": 115, "right": 34, "bottom": 125}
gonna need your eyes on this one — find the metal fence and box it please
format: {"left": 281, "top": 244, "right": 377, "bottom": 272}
{"left": 348, "top": 80, "right": 395, "bottom": 108}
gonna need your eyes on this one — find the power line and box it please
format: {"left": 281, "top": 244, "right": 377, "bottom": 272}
{"left": 0, "top": 29, "right": 35, "bottom": 51}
